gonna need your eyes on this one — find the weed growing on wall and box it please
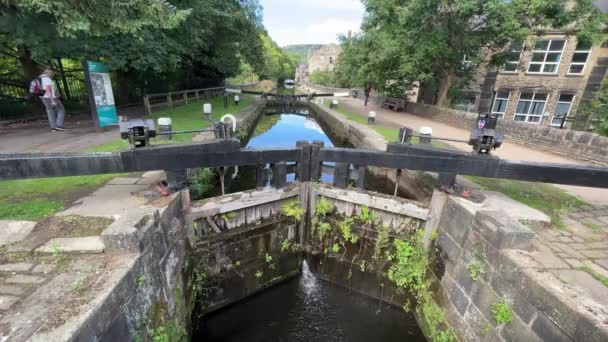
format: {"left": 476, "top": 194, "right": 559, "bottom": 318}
{"left": 281, "top": 239, "right": 291, "bottom": 252}
{"left": 492, "top": 301, "right": 514, "bottom": 324}
{"left": 281, "top": 200, "right": 303, "bottom": 222}
{"left": 467, "top": 262, "right": 484, "bottom": 281}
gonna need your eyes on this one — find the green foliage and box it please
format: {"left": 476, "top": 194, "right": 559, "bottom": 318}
{"left": 309, "top": 70, "right": 336, "bottom": 87}
{"left": 188, "top": 169, "right": 217, "bottom": 201}
{"left": 418, "top": 291, "right": 455, "bottom": 342}
{"left": 430, "top": 231, "right": 438, "bottom": 241}
{"left": 315, "top": 199, "right": 334, "bottom": 216}
{"left": 255, "top": 270, "right": 263, "bottom": 278}
{"left": 468, "top": 262, "right": 485, "bottom": 281}
{"left": 358, "top": 206, "right": 375, "bottom": 225}
{"left": 281, "top": 239, "right": 292, "bottom": 252}
{"left": 387, "top": 235, "right": 427, "bottom": 294}
{"left": 259, "top": 34, "right": 297, "bottom": 81}
{"left": 579, "top": 79, "right": 608, "bottom": 135}
{"left": 265, "top": 253, "right": 273, "bottom": 263}
{"left": 373, "top": 225, "right": 390, "bottom": 261}
{"left": 283, "top": 44, "right": 323, "bottom": 64}
{"left": 338, "top": 217, "right": 359, "bottom": 244}
{"left": 332, "top": 243, "right": 341, "bottom": 253}
{"left": 492, "top": 301, "right": 514, "bottom": 325}
{"left": 347, "top": 0, "right": 605, "bottom": 102}
{"left": 281, "top": 201, "right": 303, "bottom": 222}
{"left": 317, "top": 221, "right": 331, "bottom": 241}
{"left": 146, "top": 322, "right": 186, "bottom": 342}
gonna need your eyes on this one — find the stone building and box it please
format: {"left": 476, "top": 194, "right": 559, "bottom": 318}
{"left": 307, "top": 44, "right": 342, "bottom": 75}
{"left": 457, "top": 33, "right": 607, "bottom": 128}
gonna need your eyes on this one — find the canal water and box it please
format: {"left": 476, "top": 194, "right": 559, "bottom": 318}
{"left": 197, "top": 112, "right": 426, "bottom": 341}
{"left": 197, "top": 262, "right": 425, "bottom": 341}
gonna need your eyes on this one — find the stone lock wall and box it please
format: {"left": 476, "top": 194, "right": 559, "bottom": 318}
{"left": 433, "top": 195, "right": 607, "bottom": 341}
{"left": 406, "top": 102, "right": 608, "bottom": 166}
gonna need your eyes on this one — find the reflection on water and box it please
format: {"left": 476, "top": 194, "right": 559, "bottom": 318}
{"left": 196, "top": 262, "right": 426, "bottom": 341}
{"left": 247, "top": 114, "right": 334, "bottom": 149}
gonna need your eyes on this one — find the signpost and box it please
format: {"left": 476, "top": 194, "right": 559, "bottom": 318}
{"left": 83, "top": 61, "right": 118, "bottom": 128}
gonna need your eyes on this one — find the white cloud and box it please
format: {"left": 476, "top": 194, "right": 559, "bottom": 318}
{"left": 274, "top": 18, "right": 361, "bottom": 46}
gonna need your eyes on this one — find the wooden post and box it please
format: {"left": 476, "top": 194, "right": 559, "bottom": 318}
{"left": 310, "top": 141, "right": 324, "bottom": 182}
{"left": 195, "top": 90, "right": 200, "bottom": 101}
{"left": 333, "top": 163, "right": 349, "bottom": 189}
{"left": 271, "top": 162, "right": 287, "bottom": 188}
{"left": 355, "top": 165, "right": 366, "bottom": 189}
{"left": 183, "top": 91, "right": 188, "bottom": 104}
{"left": 143, "top": 95, "right": 151, "bottom": 115}
{"left": 438, "top": 173, "right": 456, "bottom": 190}
{"left": 296, "top": 141, "right": 311, "bottom": 181}
{"left": 256, "top": 164, "right": 266, "bottom": 188}
{"left": 167, "top": 93, "right": 173, "bottom": 110}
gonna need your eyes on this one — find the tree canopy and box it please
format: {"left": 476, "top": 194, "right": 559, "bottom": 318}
{"left": 337, "top": 0, "right": 606, "bottom": 104}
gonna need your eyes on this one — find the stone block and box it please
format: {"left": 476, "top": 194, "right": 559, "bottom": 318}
{"left": 442, "top": 274, "right": 470, "bottom": 316}
{"left": 436, "top": 231, "right": 462, "bottom": 262}
{"left": 580, "top": 249, "right": 606, "bottom": 259}
{"left": 0, "top": 220, "right": 36, "bottom": 247}
{"left": 473, "top": 211, "right": 535, "bottom": 250}
{"left": 553, "top": 243, "right": 586, "bottom": 260}
{"left": 36, "top": 236, "right": 104, "bottom": 254}
{"left": 489, "top": 273, "right": 537, "bottom": 324}
{"left": 501, "top": 315, "right": 541, "bottom": 342}
{"left": 107, "top": 177, "right": 140, "bottom": 185}
{"left": 439, "top": 197, "right": 476, "bottom": 247}
{"left": 470, "top": 278, "right": 502, "bottom": 325}
{"left": 531, "top": 313, "right": 572, "bottom": 342}
{"left": 0, "top": 284, "right": 26, "bottom": 296}
{"left": 5, "top": 274, "right": 45, "bottom": 284}
{"left": 463, "top": 302, "right": 498, "bottom": 341}
{"left": 0, "top": 295, "right": 19, "bottom": 311}
{"left": 0, "top": 262, "right": 34, "bottom": 272}
{"left": 564, "top": 258, "right": 584, "bottom": 268}
{"left": 31, "top": 264, "right": 55, "bottom": 274}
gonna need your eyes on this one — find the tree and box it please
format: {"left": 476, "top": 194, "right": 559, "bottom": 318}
{"left": 334, "top": 34, "right": 383, "bottom": 105}
{"left": 580, "top": 79, "right": 608, "bottom": 135}
{"left": 361, "top": 0, "right": 606, "bottom": 106}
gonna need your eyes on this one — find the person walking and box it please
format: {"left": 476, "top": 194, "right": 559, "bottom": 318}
{"left": 39, "top": 69, "right": 68, "bottom": 131}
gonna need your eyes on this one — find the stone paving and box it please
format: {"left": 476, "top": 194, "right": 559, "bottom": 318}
{"left": 0, "top": 171, "right": 165, "bottom": 341}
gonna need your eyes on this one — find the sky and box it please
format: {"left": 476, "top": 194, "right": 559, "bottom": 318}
{"left": 259, "top": 0, "right": 364, "bottom": 47}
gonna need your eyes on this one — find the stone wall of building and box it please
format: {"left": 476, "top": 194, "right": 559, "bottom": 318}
{"left": 406, "top": 102, "right": 608, "bottom": 166}
{"left": 307, "top": 44, "right": 342, "bottom": 74}
{"left": 433, "top": 195, "right": 608, "bottom": 341}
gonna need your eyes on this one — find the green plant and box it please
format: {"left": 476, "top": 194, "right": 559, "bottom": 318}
{"left": 222, "top": 212, "right": 239, "bottom": 221}
{"left": 315, "top": 199, "right": 334, "bottom": 216}
{"left": 360, "top": 260, "right": 367, "bottom": 272}
{"left": 387, "top": 234, "right": 427, "bottom": 295}
{"left": 468, "top": 262, "right": 485, "bottom": 281}
{"left": 317, "top": 221, "right": 331, "bottom": 241}
{"left": 358, "top": 206, "right": 375, "bottom": 225}
{"left": 235, "top": 260, "right": 241, "bottom": 267}
{"left": 265, "top": 253, "right": 273, "bottom": 263}
{"left": 281, "top": 239, "right": 291, "bottom": 252}
{"left": 71, "top": 276, "right": 86, "bottom": 294}
{"left": 332, "top": 243, "right": 340, "bottom": 253}
{"left": 579, "top": 266, "right": 608, "bottom": 287}
{"left": 282, "top": 201, "right": 303, "bottom": 222}
{"left": 430, "top": 230, "right": 438, "bottom": 241}
{"left": 137, "top": 274, "right": 146, "bottom": 287}
{"left": 492, "top": 301, "right": 514, "bottom": 325}
{"left": 373, "top": 225, "right": 390, "bottom": 261}
{"left": 255, "top": 270, "right": 263, "bottom": 278}
{"left": 338, "top": 217, "right": 359, "bottom": 244}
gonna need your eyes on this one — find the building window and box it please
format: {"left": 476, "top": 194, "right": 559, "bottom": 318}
{"left": 514, "top": 92, "right": 547, "bottom": 123}
{"left": 568, "top": 42, "right": 591, "bottom": 75}
{"left": 503, "top": 42, "right": 523, "bottom": 72}
{"left": 491, "top": 91, "right": 510, "bottom": 118}
{"left": 551, "top": 94, "right": 574, "bottom": 127}
{"left": 527, "top": 39, "right": 566, "bottom": 74}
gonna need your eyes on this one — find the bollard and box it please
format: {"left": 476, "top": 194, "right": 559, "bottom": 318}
{"left": 157, "top": 117, "right": 172, "bottom": 140}
{"left": 203, "top": 103, "right": 212, "bottom": 120}
{"left": 368, "top": 111, "right": 376, "bottom": 125}
{"left": 419, "top": 126, "right": 433, "bottom": 144}
{"left": 329, "top": 100, "right": 338, "bottom": 109}
{"left": 234, "top": 95, "right": 240, "bottom": 106}
{"left": 223, "top": 92, "right": 229, "bottom": 109}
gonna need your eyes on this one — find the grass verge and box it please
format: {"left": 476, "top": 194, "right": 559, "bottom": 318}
{"left": 579, "top": 266, "right": 608, "bottom": 287}
{"left": 328, "top": 101, "right": 588, "bottom": 228}
{"left": 2, "top": 95, "right": 252, "bottom": 220}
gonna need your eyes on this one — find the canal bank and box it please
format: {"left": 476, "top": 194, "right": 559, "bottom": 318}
{"left": 3, "top": 98, "right": 607, "bottom": 342}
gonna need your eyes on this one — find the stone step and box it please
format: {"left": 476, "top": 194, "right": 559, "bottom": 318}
{"left": 36, "top": 236, "right": 105, "bottom": 254}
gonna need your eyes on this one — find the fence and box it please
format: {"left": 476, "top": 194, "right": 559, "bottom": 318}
{"left": 143, "top": 83, "right": 259, "bottom": 115}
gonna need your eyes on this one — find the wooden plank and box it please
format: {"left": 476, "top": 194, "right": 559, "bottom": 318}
{"left": 271, "top": 161, "right": 287, "bottom": 188}
{"left": 190, "top": 186, "right": 300, "bottom": 219}
{"left": 319, "top": 147, "right": 608, "bottom": 188}
{"left": 333, "top": 163, "right": 349, "bottom": 189}
{"left": 256, "top": 164, "right": 266, "bottom": 188}
{"left": 356, "top": 165, "right": 366, "bottom": 189}
{"left": 143, "top": 95, "right": 151, "bottom": 115}
{"left": 314, "top": 184, "right": 429, "bottom": 220}
{"left": 205, "top": 217, "right": 222, "bottom": 233}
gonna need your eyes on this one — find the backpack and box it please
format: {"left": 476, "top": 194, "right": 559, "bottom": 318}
{"left": 28, "top": 77, "right": 46, "bottom": 97}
